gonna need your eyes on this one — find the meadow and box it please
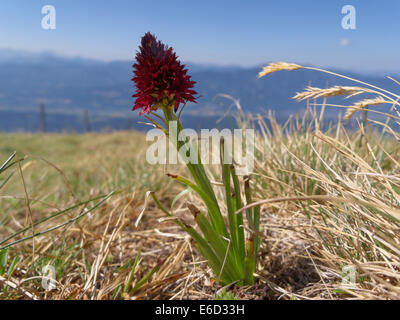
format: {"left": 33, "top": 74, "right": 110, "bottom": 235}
{"left": 1, "top": 65, "right": 400, "bottom": 300}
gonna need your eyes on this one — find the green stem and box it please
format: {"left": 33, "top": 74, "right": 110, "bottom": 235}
{"left": 244, "top": 236, "right": 256, "bottom": 285}
{"left": 221, "top": 139, "right": 241, "bottom": 273}
{"left": 230, "top": 165, "right": 245, "bottom": 263}
{"left": 151, "top": 192, "right": 227, "bottom": 282}
{"left": 162, "top": 107, "right": 228, "bottom": 236}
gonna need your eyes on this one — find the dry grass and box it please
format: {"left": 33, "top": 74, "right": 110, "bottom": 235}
{"left": 1, "top": 66, "right": 400, "bottom": 299}
{"left": 250, "top": 111, "right": 400, "bottom": 299}
{"left": 257, "top": 62, "right": 303, "bottom": 78}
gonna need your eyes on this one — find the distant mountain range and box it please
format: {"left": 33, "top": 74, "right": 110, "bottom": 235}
{"left": 0, "top": 49, "right": 399, "bottom": 123}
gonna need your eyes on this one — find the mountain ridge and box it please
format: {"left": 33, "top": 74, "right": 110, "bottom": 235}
{"left": 0, "top": 49, "right": 399, "bottom": 120}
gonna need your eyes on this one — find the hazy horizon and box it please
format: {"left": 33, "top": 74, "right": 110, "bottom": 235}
{"left": 1, "top": 47, "right": 399, "bottom": 76}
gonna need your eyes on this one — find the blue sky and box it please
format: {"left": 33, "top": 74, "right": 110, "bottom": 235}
{"left": 1, "top": 0, "right": 399, "bottom": 72}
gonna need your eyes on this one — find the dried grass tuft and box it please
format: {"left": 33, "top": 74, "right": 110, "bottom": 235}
{"left": 3, "top": 63, "right": 400, "bottom": 300}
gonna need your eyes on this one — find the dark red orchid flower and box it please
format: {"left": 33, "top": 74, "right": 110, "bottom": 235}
{"left": 132, "top": 32, "right": 197, "bottom": 115}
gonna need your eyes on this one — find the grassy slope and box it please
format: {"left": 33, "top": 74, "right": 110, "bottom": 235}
{"left": 0, "top": 132, "right": 169, "bottom": 197}
{"left": 0, "top": 132, "right": 183, "bottom": 299}
{"left": 1, "top": 111, "right": 400, "bottom": 299}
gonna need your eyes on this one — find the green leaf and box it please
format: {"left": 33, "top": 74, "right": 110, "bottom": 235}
{"left": 124, "top": 249, "right": 142, "bottom": 294}
{"left": 0, "top": 192, "right": 114, "bottom": 250}
{"left": 167, "top": 174, "right": 228, "bottom": 238}
{"left": 0, "top": 193, "right": 114, "bottom": 247}
{"left": 131, "top": 260, "right": 163, "bottom": 293}
{"left": 171, "top": 188, "right": 192, "bottom": 214}
{"left": 0, "top": 249, "right": 8, "bottom": 275}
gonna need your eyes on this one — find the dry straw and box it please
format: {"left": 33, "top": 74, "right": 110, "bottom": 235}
{"left": 259, "top": 61, "right": 400, "bottom": 121}
{"left": 257, "top": 62, "right": 303, "bottom": 78}
{"left": 4, "top": 61, "right": 400, "bottom": 300}
{"left": 293, "top": 86, "right": 374, "bottom": 101}
{"left": 344, "top": 96, "right": 389, "bottom": 120}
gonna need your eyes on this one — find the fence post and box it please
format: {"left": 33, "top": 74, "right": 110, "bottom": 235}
{"left": 126, "top": 118, "right": 133, "bottom": 131}
{"left": 83, "top": 110, "right": 91, "bottom": 132}
{"left": 39, "top": 103, "right": 46, "bottom": 133}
